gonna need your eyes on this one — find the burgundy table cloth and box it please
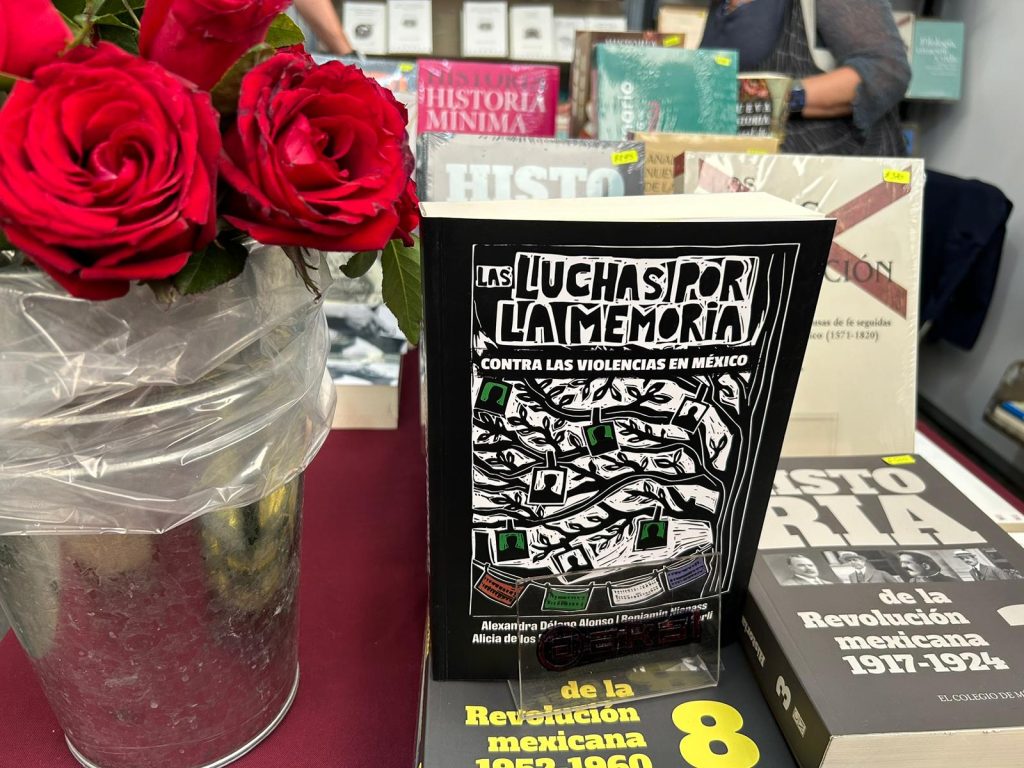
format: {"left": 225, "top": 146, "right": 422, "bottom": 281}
{"left": 0, "top": 355, "right": 428, "bottom": 768}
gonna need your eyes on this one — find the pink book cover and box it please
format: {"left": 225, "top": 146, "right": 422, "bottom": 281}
{"left": 417, "top": 59, "right": 559, "bottom": 137}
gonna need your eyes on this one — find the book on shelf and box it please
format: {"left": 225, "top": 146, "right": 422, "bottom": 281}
{"left": 417, "top": 59, "right": 559, "bottom": 137}
{"left": 907, "top": 19, "right": 964, "bottom": 101}
{"left": 595, "top": 45, "right": 738, "bottom": 141}
{"left": 342, "top": 1, "right": 388, "bottom": 55}
{"left": 553, "top": 16, "right": 586, "bottom": 63}
{"left": 420, "top": 193, "right": 835, "bottom": 679}
{"left": 415, "top": 636, "right": 799, "bottom": 767}
{"left": 386, "top": 0, "right": 432, "bottom": 54}
{"left": 892, "top": 10, "right": 915, "bottom": 57}
{"left": 415, "top": 134, "right": 645, "bottom": 202}
{"left": 631, "top": 131, "right": 780, "bottom": 195}
{"left": 323, "top": 260, "right": 406, "bottom": 430}
{"left": 584, "top": 15, "right": 628, "bottom": 33}
{"left": 743, "top": 454, "right": 1024, "bottom": 768}
{"left": 569, "top": 31, "right": 686, "bottom": 140}
{"left": 509, "top": 4, "right": 555, "bottom": 62}
{"left": 737, "top": 73, "right": 792, "bottom": 139}
{"left": 656, "top": 5, "right": 708, "bottom": 49}
{"left": 683, "top": 152, "right": 923, "bottom": 458}
{"left": 461, "top": 1, "right": 509, "bottom": 59}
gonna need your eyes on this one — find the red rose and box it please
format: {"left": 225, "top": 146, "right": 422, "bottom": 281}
{"left": 221, "top": 51, "right": 419, "bottom": 253}
{"left": 0, "top": 43, "right": 220, "bottom": 300}
{"left": 0, "top": 0, "right": 71, "bottom": 78}
{"left": 140, "top": 0, "right": 290, "bottom": 90}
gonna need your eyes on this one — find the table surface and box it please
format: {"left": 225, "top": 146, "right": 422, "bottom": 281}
{"left": 0, "top": 355, "right": 428, "bottom": 768}
{"left": 1, "top": 358, "right": 1022, "bottom": 767}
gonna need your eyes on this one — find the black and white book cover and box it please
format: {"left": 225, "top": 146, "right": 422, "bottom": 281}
{"left": 743, "top": 454, "right": 1024, "bottom": 768}
{"left": 416, "top": 134, "right": 645, "bottom": 203}
{"left": 421, "top": 194, "right": 835, "bottom": 679}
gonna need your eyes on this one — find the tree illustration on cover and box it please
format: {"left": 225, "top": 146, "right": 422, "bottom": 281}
{"left": 471, "top": 368, "right": 747, "bottom": 612}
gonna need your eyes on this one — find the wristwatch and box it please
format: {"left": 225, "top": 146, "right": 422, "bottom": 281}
{"left": 788, "top": 80, "right": 807, "bottom": 115}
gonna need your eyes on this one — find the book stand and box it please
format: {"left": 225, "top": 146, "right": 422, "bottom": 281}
{"left": 510, "top": 553, "right": 721, "bottom": 715}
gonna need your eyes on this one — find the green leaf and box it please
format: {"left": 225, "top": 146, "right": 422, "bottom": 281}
{"left": 264, "top": 13, "right": 305, "bottom": 49}
{"left": 340, "top": 250, "right": 378, "bottom": 279}
{"left": 91, "top": 12, "right": 135, "bottom": 29}
{"left": 210, "top": 43, "right": 274, "bottom": 113}
{"left": 173, "top": 239, "right": 249, "bottom": 296}
{"left": 380, "top": 236, "right": 421, "bottom": 346}
{"left": 0, "top": 73, "right": 19, "bottom": 93}
{"left": 96, "top": 21, "right": 139, "bottom": 53}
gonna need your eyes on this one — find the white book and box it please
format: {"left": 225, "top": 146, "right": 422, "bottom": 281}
{"left": 343, "top": 1, "right": 387, "bottom": 55}
{"left": 584, "top": 15, "right": 628, "bottom": 33}
{"left": 462, "top": 1, "right": 508, "bottom": 58}
{"left": 553, "top": 15, "right": 585, "bottom": 63}
{"left": 684, "top": 152, "right": 924, "bottom": 457}
{"left": 387, "top": 0, "right": 433, "bottom": 54}
{"left": 509, "top": 4, "right": 554, "bottom": 61}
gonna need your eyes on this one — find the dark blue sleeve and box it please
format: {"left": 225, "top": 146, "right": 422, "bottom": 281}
{"left": 817, "top": 0, "right": 912, "bottom": 134}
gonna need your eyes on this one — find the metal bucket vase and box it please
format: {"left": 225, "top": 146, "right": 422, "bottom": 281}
{"left": 0, "top": 249, "right": 334, "bottom": 767}
{"left": 0, "top": 476, "right": 303, "bottom": 768}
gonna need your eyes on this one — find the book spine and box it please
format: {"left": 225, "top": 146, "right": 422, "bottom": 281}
{"left": 740, "top": 584, "right": 832, "bottom": 768}
{"left": 422, "top": 218, "right": 449, "bottom": 681}
{"left": 569, "top": 33, "right": 591, "bottom": 137}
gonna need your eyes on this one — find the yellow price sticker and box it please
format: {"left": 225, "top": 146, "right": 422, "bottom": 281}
{"left": 883, "top": 168, "right": 911, "bottom": 184}
{"left": 715, "top": 54, "right": 733, "bottom": 66}
{"left": 883, "top": 455, "right": 917, "bottom": 466}
{"left": 663, "top": 35, "right": 682, "bottom": 47}
{"left": 400, "top": 62, "right": 415, "bottom": 73}
{"left": 611, "top": 149, "right": 640, "bottom": 166}
{"left": 747, "top": 149, "right": 768, "bottom": 154}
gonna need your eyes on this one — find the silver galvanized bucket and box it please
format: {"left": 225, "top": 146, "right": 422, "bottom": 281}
{"left": 0, "top": 474, "right": 303, "bottom": 768}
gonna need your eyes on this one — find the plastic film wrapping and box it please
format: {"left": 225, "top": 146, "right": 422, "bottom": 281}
{"left": 683, "top": 152, "right": 924, "bottom": 457}
{"left": 594, "top": 44, "right": 738, "bottom": 141}
{"left": 415, "top": 133, "right": 646, "bottom": 202}
{"left": 0, "top": 245, "right": 335, "bottom": 535}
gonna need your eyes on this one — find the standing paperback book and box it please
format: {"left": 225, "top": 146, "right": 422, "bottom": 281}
{"left": 416, "top": 134, "right": 645, "bottom": 202}
{"left": 421, "top": 194, "right": 836, "bottom": 679}
{"left": 743, "top": 455, "right": 1024, "bottom": 768}
{"left": 684, "top": 153, "right": 924, "bottom": 457}
{"left": 415, "top": 637, "right": 799, "bottom": 767}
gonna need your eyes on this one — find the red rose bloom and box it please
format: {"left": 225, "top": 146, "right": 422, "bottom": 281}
{"left": 0, "top": 43, "right": 220, "bottom": 300}
{"left": 0, "top": 0, "right": 71, "bottom": 78}
{"left": 140, "top": 0, "right": 290, "bottom": 90}
{"left": 221, "top": 51, "right": 419, "bottom": 253}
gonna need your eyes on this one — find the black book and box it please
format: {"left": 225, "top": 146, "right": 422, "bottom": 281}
{"left": 415, "top": 639, "right": 800, "bottom": 768}
{"left": 421, "top": 195, "right": 835, "bottom": 680}
{"left": 742, "top": 454, "right": 1024, "bottom": 767}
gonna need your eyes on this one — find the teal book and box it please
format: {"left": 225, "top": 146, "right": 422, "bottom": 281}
{"left": 595, "top": 45, "right": 738, "bottom": 141}
{"left": 907, "top": 20, "right": 964, "bottom": 100}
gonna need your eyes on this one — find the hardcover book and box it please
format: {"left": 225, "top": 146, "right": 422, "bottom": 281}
{"left": 737, "top": 73, "right": 792, "bottom": 139}
{"left": 417, "top": 59, "right": 559, "bottom": 137}
{"left": 421, "top": 193, "right": 836, "bottom": 679}
{"left": 386, "top": 0, "right": 432, "bottom": 54}
{"left": 907, "top": 19, "right": 964, "bottom": 100}
{"left": 342, "top": 1, "right": 387, "bottom": 55}
{"left": 631, "top": 131, "right": 780, "bottom": 195}
{"left": 744, "top": 454, "right": 1024, "bottom": 768}
{"left": 683, "top": 152, "right": 923, "bottom": 457}
{"left": 461, "top": 1, "right": 509, "bottom": 59}
{"left": 595, "top": 45, "right": 738, "bottom": 141}
{"left": 416, "top": 640, "right": 799, "bottom": 767}
{"left": 569, "top": 31, "right": 685, "bottom": 140}
{"left": 553, "top": 16, "right": 586, "bottom": 63}
{"left": 416, "top": 134, "right": 645, "bottom": 202}
{"left": 509, "top": 4, "right": 555, "bottom": 61}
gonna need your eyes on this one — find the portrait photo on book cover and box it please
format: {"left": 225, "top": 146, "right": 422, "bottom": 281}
{"left": 765, "top": 547, "right": 1023, "bottom": 587}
